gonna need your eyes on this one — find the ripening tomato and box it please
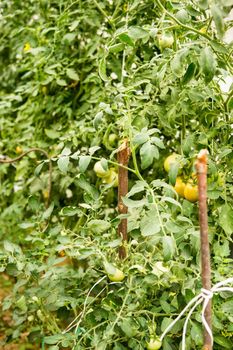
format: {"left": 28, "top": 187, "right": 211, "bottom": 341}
{"left": 146, "top": 338, "right": 162, "bottom": 350}
{"left": 16, "top": 146, "right": 23, "bottom": 154}
{"left": 94, "top": 161, "right": 110, "bottom": 178}
{"left": 164, "top": 153, "right": 181, "bottom": 172}
{"left": 174, "top": 177, "right": 186, "bottom": 197}
{"left": 108, "top": 268, "right": 125, "bottom": 282}
{"left": 184, "top": 182, "right": 198, "bottom": 202}
{"left": 102, "top": 168, "right": 118, "bottom": 187}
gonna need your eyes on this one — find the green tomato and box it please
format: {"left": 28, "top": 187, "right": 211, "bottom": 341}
{"left": 102, "top": 168, "right": 118, "bottom": 187}
{"left": 108, "top": 133, "right": 118, "bottom": 146}
{"left": 158, "top": 33, "right": 174, "bottom": 49}
{"left": 146, "top": 338, "right": 162, "bottom": 350}
{"left": 108, "top": 268, "right": 125, "bottom": 282}
{"left": 94, "top": 161, "right": 110, "bottom": 178}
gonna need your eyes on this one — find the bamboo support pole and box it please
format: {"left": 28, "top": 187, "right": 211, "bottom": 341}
{"left": 195, "top": 149, "right": 212, "bottom": 350}
{"left": 117, "top": 140, "right": 130, "bottom": 259}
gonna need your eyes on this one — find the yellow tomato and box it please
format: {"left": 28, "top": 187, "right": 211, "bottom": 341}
{"left": 174, "top": 177, "right": 186, "bottom": 197}
{"left": 108, "top": 268, "right": 125, "bottom": 282}
{"left": 146, "top": 338, "right": 162, "bottom": 350}
{"left": 184, "top": 182, "right": 198, "bottom": 202}
{"left": 103, "top": 168, "right": 118, "bottom": 187}
{"left": 94, "top": 161, "right": 110, "bottom": 178}
{"left": 164, "top": 153, "right": 180, "bottom": 172}
{"left": 16, "top": 146, "right": 23, "bottom": 154}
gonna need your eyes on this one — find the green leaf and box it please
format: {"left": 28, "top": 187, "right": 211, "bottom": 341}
{"left": 140, "top": 207, "right": 161, "bottom": 236}
{"left": 76, "top": 175, "right": 99, "bottom": 199}
{"left": 214, "top": 334, "right": 232, "bottom": 349}
{"left": 199, "top": 47, "right": 217, "bottom": 82}
{"left": 66, "top": 68, "right": 79, "bottom": 81}
{"left": 221, "top": 300, "right": 233, "bottom": 314}
{"left": 120, "top": 318, "right": 137, "bottom": 337}
{"left": 118, "top": 33, "right": 134, "bottom": 47}
{"left": 190, "top": 322, "right": 202, "bottom": 345}
{"left": 133, "top": 132, "right": 149, "bottom": 145}
{"left": 99, "top": 58, "right": 108, "bottom": 81}
{"left": 122, "top": 197, "right": 147, "bottom": 208}
{"left": 108, "top": 43, "right": 125, "bottom": 53}
{"left": 60, "top": 206, "right": 80, "bottom": 216}
{"left": 162, "top": 236, "right": 176, "bottom": 261}
{"left": 182, "top": 63, "right": 196, "bottom": 84}
{"left": 79, "top": 155, "right": 91, "bottom": 173}
{"left": 211, "top": 5, "right": 225, "bottom": 38}
{"left": 140, "top": 141, "right": 159, "bottom": 169}
{"left": 127, "top": 181, "right": 146, "bottom": 197}
{"left": 45, "top": 129, "right": 60, "bottom": 139}
{"left": 218, "top": 204, "right": 233, "bottom": 235}
{"left": 57, "top": 156, "right": 70, "bottom": 173}
{"left": 42, "top": 202, "right": 54, "bottom": 220}
{"left": 56, "top": 78, "right": 67, "bottom": 86}
{"left": 128, "top": 26, "right": 148, "bottom": 40}
{"left": 103, "top": 261, "right": 116, "bottom": 275}
{"left": 87, "top": 220, "right": 111, "bottom": 234}
{"left": 44, "top": 335, "right": 63, "bottom": 345}
{"left": 170, "top": 49, "right": 189, "bottom": 78}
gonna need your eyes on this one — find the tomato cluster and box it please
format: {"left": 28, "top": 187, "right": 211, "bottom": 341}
{"left": 94, "top": 161, "right": 118, "bottom": 187}
{"left": 164, "top": 153, "right": 198, "bottom": 202}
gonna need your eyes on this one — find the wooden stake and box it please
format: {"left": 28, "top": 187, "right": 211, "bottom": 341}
{"left": 117, "top": 140, "right": 130, "bottom": 259}
{"left": 195, "top": 149, "right": 212, "bottom": 350}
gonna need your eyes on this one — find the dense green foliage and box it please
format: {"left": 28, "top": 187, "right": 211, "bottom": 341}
{"left": 0, "top": 0, "right": 233, "bottom": 349}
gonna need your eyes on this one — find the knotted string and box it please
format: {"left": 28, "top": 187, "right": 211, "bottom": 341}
{"left": 160, "top": 277, "right": 233, "bottom": 350}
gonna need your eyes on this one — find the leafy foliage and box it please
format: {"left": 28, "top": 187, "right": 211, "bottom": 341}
{"left": 0, "top": 0, "right": 233, "bottom": 349}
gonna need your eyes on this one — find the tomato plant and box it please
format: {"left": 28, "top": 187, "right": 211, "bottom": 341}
{"left": 0, "top": 0, "right": 233, "bottom": 349}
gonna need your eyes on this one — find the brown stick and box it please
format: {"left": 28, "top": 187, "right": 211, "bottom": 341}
{"left": 0, "top": 148, "right": 52, "bottom": 208}
{"left": 195, "top": 149, "right": 212, "bottom": 350}
{"left": 117, "top": 140, "right": 130, "bottom": 259}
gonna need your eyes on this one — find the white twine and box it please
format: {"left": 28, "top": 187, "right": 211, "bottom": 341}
{"left": 160, "top": 277, "right": 233, "bottom": 350}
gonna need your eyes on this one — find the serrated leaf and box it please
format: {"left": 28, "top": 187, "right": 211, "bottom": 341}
{"left": 140, "top": 207, "right": 161, "bottom": 236}
{"left": 211, "top": 5, "right": 225, "bottom": 38}
{"left": 42, "top": 202, "right": 54, "bottom": 220}
{"left": 34, "top": 162, "right": 45, "bottom": 176}
{"left": 133, "top": 132, "right": 149, "bottom": 145}
{"left": 79, "top": 155, "right": 91, "bottom": 172}
{"left": 60, "top": 206, "right": 80, "bottom": 216}
{"left": 128, "top": 26, "right": 148, "bottom": 40}
{"left": 162, "top": 236, "right": 176, "bottom": 261}
{"left": 118, "top": 33, "right": 134, "bottom": 47}
{"left": 127, "top": 181, "right": 146, "bottom": 197}
{"left": 45, "top": 129, "right": 60, "bottom": 139}
{"left": 170, "top": 49, "right": 189, "bottom": 78}
{"left": 199, "top": 47, "right": 216, "bottom": 83}
{"left": 44, "top": 335, "right": 63, "bottom": 345}
{"left": 218, "top": 204, "right": 233, "bottom": 235}
{"left": 58, "top": 156, "right": 70, "bottom": 173}
{"left": 76, "top": 175, "right": 99, "bottom": 199}
{"left": 66, "top": 68, "right": 79, "bottom": 81}
{"left": 56, "top": 78, "right": 67, "bottom": 86}
{"left": 140, "top": 141, "right": 159, "bottom": 169}
{"left": 122, "top": 197, "right": 147, "bottom": 208}
{"left": 93, "top": 111, "right": 104, "bottom": 129}
{"left": 87, "top": 220, "right": 111, "bottom": 234}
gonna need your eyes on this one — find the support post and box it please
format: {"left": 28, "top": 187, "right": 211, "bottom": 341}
{"left": 196, "top": 149, "right": 212, "bottom": 350}
{"left": 117, "top": 140, "right": 130, "bottom": 259}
